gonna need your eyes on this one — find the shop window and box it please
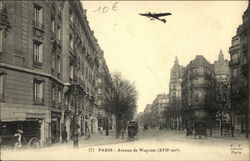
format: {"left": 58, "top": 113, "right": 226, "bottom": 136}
{"left": 33, "top": 79, "right": 44, "bottom": 105}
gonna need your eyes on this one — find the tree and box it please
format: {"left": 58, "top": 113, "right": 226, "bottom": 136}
{"left": 103, "top": 72, "right": 138, "bottom": 138}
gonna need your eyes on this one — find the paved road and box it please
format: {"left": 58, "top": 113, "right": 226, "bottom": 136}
{"left": 1, "top": 129, "right": 249, "bottom": 161}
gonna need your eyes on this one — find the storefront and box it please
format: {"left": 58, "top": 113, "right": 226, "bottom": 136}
{"left": 51, "top": 112, "right": 61, "bottom": 144}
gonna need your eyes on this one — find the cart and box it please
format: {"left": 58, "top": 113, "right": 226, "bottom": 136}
{"left": 127, "top": 121, "right": 138, "bottom": 140}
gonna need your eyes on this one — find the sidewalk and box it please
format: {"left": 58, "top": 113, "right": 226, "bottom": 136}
{"left": 51, "top": 130, "right": 128, "bottom": 149}
{"left": 169, "top": 129, "right": 248, "bottom": 140}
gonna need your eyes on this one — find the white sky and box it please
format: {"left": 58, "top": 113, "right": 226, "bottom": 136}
{"left": 82, "top": 1, "right": 248, "bottom": 112}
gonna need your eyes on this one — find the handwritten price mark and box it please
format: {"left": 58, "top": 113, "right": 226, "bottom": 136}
{"left": 93, "top": 2, "right": 118, "bottom": 14}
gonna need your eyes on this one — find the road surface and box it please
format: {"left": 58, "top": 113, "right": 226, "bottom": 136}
{"left": 1, "top": 129, "right": 249, "bottom": 160}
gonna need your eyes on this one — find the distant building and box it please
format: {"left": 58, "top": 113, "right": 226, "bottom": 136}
{"left": 169, "top": 57, "right": 183, "bottom": 130}
{"left": 151, "top": 94, "right": 169, "bottom": 126}
{"left": 144, "top": 104, "right": 152, "bottom": 113}
{"left": 181, "top": 55, "right": 215, "bottom": 129}
{"left": 96, "top": 49, "right": 115, "bottom": 130}
{"left": 213, "top": 50, "right": 231, "bottom": 128}
{"left": 214, "top": 50, "right": 230, "bottom": 83}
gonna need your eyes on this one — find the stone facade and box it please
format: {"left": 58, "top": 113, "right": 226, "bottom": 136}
{"left": 181, "top": 55, "right": 215, "bottom": 129}
{"left": 169, "top": 57, "right": 183, "bottom": 130}
{"left": 229, "top": 2, "right": 249, "bottom": 136}
{"left": 144, "top": 104, "right": 152, "bottom": 113}
{"left": 96, "top": 49, "right": 115, "bottom": 130}
{"left": 0, "top": 0, "right": 106, "bottom": 147}
{"left": 0, "top": 1, "right": 65, "bottom": 146}
{"left": 151, "top": 94, "right": 169, "bottom": 127}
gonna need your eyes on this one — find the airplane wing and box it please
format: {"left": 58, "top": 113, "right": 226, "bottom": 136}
{"left": 153, "top": 13, "right": 172, "bottom": 17}
{"left": 139, "top": 13, "right": 150, "bottom": 17}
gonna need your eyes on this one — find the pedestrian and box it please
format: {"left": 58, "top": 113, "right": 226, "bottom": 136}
{"left": 99, "top": 126, "right": 103, "bottom": 134}
{"left": 14, "top": 130, "right": 23, "bottom": 149}
{"left": 85, "top": 116, "right": 91, "bottom": 139}
{"left": 62, "top": 126, "right": 67, "bottom": 143}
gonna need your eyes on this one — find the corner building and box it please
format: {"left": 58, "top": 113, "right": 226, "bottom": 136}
{"left": 181, "top": 55, "right": 215, "bottom": 129}
{"left": 0, "top": 1, "right": 65, "bottom": 146}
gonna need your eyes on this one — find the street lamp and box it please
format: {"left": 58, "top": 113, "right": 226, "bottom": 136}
{"left": 69, "top": 84, "right": 84, "bottom": 149}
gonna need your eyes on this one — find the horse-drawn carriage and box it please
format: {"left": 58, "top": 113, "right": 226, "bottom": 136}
{"left": 194, "top": 122, "right": 207, "bottom": 139}
{"left": 0, "top": 121, "right": 41, "bottom": 150}
{"left": 127, "top": 121, "right": 139, "bottom": 140}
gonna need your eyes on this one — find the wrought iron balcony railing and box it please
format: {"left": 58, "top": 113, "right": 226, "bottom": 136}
{"left": 34, "top": 98, "right": 44, "bottom": 105}
{"left": 229, "top": 59, "right": 240, "bottom": 66}
{"left": 33, "top": 20, "right": 44, "bottom": 31}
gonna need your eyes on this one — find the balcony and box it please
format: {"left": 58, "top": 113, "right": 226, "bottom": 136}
{"left": 242, "top": 43, "right": 248, "bottom": 54}
{"left": 33, "top": 20, "right": 44, "bottom": 31}
{"left": 191, "top": 82, "right": 210, "bottom": 88}
{"left": 33, "top": 98, "right": 44, "bottom": 105}
{"left": 33, "top": 61, "right": 42, "bottom": 69}
{"left": 58, "top": 102, "right": 62, "bottom": 109}
{"left": 229, "top": 59, "right": 240, "bottom": 67}
{"left": 229, "top": 44, "right": 240, "bottom": 54}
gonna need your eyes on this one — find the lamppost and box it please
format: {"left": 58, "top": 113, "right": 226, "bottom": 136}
{"left": 70, "top": 84, "right": 84, "bottom": 149}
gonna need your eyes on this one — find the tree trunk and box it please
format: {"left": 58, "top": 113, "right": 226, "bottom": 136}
{"left": 220, "top": 112, "right": 223, "bottom": 136}
{"left": 229, "top": 112, "right": 234, "bottom": 137}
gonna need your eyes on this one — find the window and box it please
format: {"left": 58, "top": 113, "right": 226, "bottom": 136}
{"left": 232, "top": 68, "right": 238, "bottom": 77}
{"left": 232, "top": 53, "right": 238, "bottom": 60}
{"left": 52, "top": 85, "right": 56, "bottom": 107}
{"left": 0, "top": 73, "right": 5, "bottom": 101}
{"left": 57, "top": 57, "right": 61, "bottom": 78}
{"left": 33, "top": 41, "right": 43, "bottom": 64}
{"left": 70, "top": 35, "right": 73, "bottom": 49}
{"left": 70, "top": 65, "right": 74, "bottom": 80}
{"left": 58, "top": 90, "right": 61, "bottom": 104}
{"left": 0, "top": 1, "right": 3, "bottom": 10}
{"left": 70, "top": 9, "right": 73, "bottom": 23}
{"left": 58, "top": 5, "right": 62, "bottom": 13}
{"left": 57, "top": 26, "right": 61, "bottom": 41}
{"left": 34, "top": 79, "right": 44, "bottom": 105}
{"left": 52, "top": 56, "right": 55, "bottom": 74}
{"left": 34, "top": 4, "right": 43, "bottom": 29}
{"left": 51, "top": 18, "right": 55, "bottom": 33}
{"left": 0, "top": 30, "right": 3, "bottom": 53}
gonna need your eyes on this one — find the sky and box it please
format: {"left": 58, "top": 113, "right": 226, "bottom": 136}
{"left": 82, "top": 1, "right": 248, "bottom": 112}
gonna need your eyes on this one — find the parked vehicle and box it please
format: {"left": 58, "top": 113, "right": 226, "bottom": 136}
{"left": 127, "top": 121, "right": 139, "bottom": 140}
{"left": 194, "top": 122, "right": 207, "bottom": 139}
{"left": 0, "top": 121, "right": 41, "bottom": 150}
